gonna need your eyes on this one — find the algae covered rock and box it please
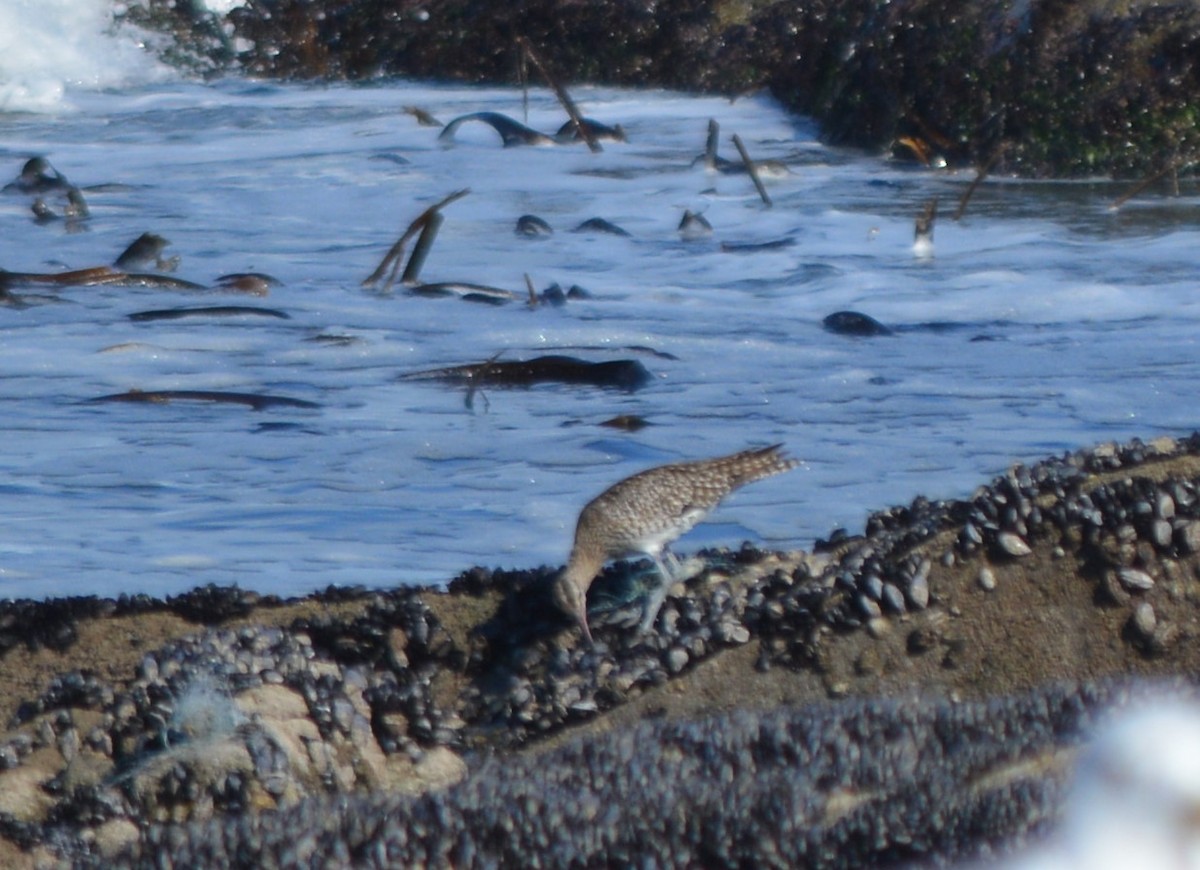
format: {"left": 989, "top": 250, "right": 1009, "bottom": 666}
{"left": 118, "top": 0, "right": 1200, "bottom": 177}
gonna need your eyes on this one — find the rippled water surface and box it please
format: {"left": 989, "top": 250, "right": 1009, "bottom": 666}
{"left": 2, "top": 13, "right": 1199, "bottom": 600}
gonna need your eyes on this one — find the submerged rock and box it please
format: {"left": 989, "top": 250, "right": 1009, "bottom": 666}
{"left": 822, "top": 310, "right": 893, "bottom": 337}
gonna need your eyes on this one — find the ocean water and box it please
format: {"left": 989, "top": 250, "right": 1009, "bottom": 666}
{"left": 1, "top": 3, "right": 1198, "bottom": 601}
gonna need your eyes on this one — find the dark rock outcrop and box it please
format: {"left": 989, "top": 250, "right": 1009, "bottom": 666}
{"left": 116, "top": 0, "right": 1200, "bottom": 177}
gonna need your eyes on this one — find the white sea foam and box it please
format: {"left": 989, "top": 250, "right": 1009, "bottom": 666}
{"left": 0, "top": 0, "right": 171, "bottom": 112}
{"left": 200, "top": 0, "right": 246, "bottom": 13}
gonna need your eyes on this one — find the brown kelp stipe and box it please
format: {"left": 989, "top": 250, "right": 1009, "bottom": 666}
{"left": 401, "top": 212, "right": 443, "bottom": 286}
{"left": 1110, "top": 155, "right": 1193, "bottom": 211}
{"left": 732, "top": 133, "right": 772, "bottom": 207}
{"left": 362, "top": 189, "right": 469, "bottom": 292}
{"left": 953, "top": 141, "right": 1009, "bottom": 221}
{"left": 516, "top": 36, "right": 601, "bottom": 154}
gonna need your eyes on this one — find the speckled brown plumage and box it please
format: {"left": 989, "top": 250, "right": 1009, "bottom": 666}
{"left": 552, "top": 444, "right": 798, "bottom": 642}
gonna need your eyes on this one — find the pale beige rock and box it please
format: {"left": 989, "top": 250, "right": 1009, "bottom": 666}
{"left": 0, "top": 761, "right": 57, "bottom": 822}
{"left": 412, "top": 746, "right": 468, "bottom": 790}
{"left": 93, "top": 818, "right": 140, "bottom": 858}
{"left": 236, "top": 683, "right": 310, "bottom": 720}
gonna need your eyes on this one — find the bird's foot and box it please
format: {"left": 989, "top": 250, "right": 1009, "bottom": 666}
{"left": 637, "top": 557, "right": 705, "bottom": 633}
{"left": 637, "top": 582, "right": 670, "bottom": 633}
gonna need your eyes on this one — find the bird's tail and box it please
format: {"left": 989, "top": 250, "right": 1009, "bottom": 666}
{"left": 722, "top": 443, "right": 800, "bottom": 489}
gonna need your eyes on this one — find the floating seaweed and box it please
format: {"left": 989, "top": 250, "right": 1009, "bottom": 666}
{"left": 88, "top": 389, "right": 318, "bottom": 410}
{"left": 572, "top": 217, "right": 630, "bottom": 236}
{"left": 362, "top": 189, "right": 469, "bottom": 292}
{"left": 0, "top": 265, "right": 205, "bottom": 291}
{"left": 720, "top": 238, "right": 794, "bottom": 253}
{"left": 212, "top": 273, "right": 281, "bottom": 295}
{"left": 407, "top": 282, "right": 518, "bottom": 304}
{"left": 128, "top": 305, "right": 290, "bottom": 322}
{"left": 436, "top": 112, "right": 555, "bottom": 147}
{"left": 401, "top": 354, "right": 653, "bottom": 392}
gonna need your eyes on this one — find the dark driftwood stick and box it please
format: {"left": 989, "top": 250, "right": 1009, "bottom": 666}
{"left": 732, "top": 134, "right": 772, "bottom": 207}
{"left": 953, "top": 141, "right": 1008, "bottom": 221}
{"left": 524, "top": 273, "right": 538, "bottom": 307}
{"left": 1110, "top": 156, "right": 1190, "bottom": 211}
{"left": 517, "top": 37, "right": 601, "bottom": 154}
{"left": 363, "top": 189, "right": 469, "bottom": 290}
{"left": 518, "top": 48, "right": 529, "bottom": 123}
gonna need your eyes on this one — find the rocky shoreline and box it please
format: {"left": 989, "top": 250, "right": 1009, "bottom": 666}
{"left": 3, "top": 434, "right": 1200, "bottom": 865}
{"left": 119, "top": 0, "right": 1200, "bottom": 177}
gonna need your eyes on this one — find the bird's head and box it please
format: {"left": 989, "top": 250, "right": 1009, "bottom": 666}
{"left": 551, "top": 561, "right": 595, "bottom": 645}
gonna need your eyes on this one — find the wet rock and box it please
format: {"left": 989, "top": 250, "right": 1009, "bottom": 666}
{"left": 996, "top": 532, "right": 1033, "bottom": 558}
{"left": 1150, "top": 519, "right": 1173, "bottom": 549}
{"left": 1174, "top": 520, "right": 1200, "bottom": 553}
{"left": 666, "top": 648, "right": 689, "bottom": 673}
{"left": 855, "top": 594, "right": 882, "bottom": 621}
{"left": 1116, "top": 567, "right": 1155, "bottom": 593}
{"left": 880, "top": 583, "right": 906, "bottom": 614}
{"left": 1129, "top": 601, "right": 1157, "bottom": 643}
{"left": 906, "top": 570, "right": 930, "bottom": 611}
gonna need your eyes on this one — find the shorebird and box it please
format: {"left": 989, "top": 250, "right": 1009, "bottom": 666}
{"left": 552, "top": 444, "right": 798, "bottom": 643}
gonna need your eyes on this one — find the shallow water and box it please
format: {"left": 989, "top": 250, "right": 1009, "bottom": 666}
{"left": 0, "top": 4, "right": 1198, "bottom": 600}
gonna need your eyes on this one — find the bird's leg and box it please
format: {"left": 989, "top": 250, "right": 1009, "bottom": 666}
{"left": 639, "top": 552, "right": 678, "bottom": 632}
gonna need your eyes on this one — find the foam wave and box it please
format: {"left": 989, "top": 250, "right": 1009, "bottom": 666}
{"left": 0, "top": 0, "right": 173, "bottom": 112}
